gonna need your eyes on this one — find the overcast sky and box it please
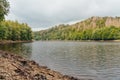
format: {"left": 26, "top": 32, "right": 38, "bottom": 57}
{"left": 6, "top": 0, "right": 120, "bottom": 31}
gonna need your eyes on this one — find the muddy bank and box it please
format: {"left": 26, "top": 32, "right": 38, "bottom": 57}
{"left": 0, "top": 40, "right": 32, "bottom": 44}
{"left": 0, "top": 50, "right": 89, "bottom": 80}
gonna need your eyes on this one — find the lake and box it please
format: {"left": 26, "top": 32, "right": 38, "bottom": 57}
{"left": 0, "top": 41, "right": 120, "bottom": 80}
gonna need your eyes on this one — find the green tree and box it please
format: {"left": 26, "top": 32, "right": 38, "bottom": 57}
{"left": 0, "top": 0, "right": 10, "bottom": 21}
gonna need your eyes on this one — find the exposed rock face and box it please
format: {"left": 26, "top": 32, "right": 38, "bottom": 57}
{"left": 71, "top": 16, "right": 120, "bottom": 30}
{"left": 0, "top": 50, "right": 86, "bottom": 80}
{"left": 34, "top": 16, "right": 120, "bottom": 40}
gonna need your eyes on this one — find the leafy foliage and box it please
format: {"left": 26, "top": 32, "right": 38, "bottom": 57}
{"left": 0, "top": 20, "right": 33, "bottom": 41}
{"left": 34, "top": 17, "right": 120, "bottom": 40}
{"left": 0, "top": 0, "right": 33, "bottom": 41}
{"left": 0, "top": 0, "right": 10, "bottom": 21}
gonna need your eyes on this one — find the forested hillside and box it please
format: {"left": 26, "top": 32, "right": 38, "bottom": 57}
{"left": 0, "top": 20, "right": 33, "bottom": 41}
{"left": 34, "top": 16, "right": 120, "bottom": 40}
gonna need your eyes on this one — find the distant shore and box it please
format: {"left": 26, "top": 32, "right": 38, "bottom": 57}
{"left": 0, "top": 50, "right": 80, "bottom": 80}
{"left": 1, "top": 39, "right": 120, "bottom": 44}
{"left": 35, "top": 39, "right": 120, "bottom": 42}
{"left": 0, "top": 40, "right": 33, "bottom": 44}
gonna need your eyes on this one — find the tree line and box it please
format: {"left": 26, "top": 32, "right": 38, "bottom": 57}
{"left": 34, "top": 25, "right": 120, "bottom": 40}
{"left": 0, "top": 20, "right": 33, "bottom": 41}
{"left": 34, "top": 16, "right": 120, "bottom": 41}
{"left": 0, "top": 0, "right": 33, "bottom": 41}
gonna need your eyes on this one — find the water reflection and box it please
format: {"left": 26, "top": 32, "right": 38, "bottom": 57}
{"left": 1, "top": 41, "right": 120, "bottom": 80}
{"left": 0, "top": 43, "right": 32, "bottom": 58}
{"left": 30, "top": 41, "right": 120, "bottom": 80}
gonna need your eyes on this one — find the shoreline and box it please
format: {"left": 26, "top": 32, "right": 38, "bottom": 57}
{"left": 34, "top": 39, "right": 120, "bottom": 42}
{"left": 0, "top": 39, "right": 120, "bottom": 45}
{"left": 0, "top": 50, "right": 81, "bottom": 80}
{"left": 0, "top": 40, "right": 33, "bottom": 44}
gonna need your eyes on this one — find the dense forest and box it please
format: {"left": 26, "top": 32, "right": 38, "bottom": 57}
{"left": 0, "top": 20, "right": 33, "bottom": 41}
{"left": 34, "top": 17, "right": 120, "bottom": 40}
{"left": 0, "top": 0, "right": 33, "bottom": 41}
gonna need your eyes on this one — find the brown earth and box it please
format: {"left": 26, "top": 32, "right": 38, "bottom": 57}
{"left": 0, "top": 50, "right": 92, "bottom": 80}
{"left": 0, "top": 40, "right": 32, "bottom": 44}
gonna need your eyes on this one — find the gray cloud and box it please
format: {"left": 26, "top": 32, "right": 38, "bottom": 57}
{"left": 6, "top": 0, "right": 120, "bottom": 31}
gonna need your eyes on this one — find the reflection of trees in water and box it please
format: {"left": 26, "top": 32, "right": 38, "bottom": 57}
{"left": 52, "top": 42, "right": 120, "bottom": 70}
{"left": 47, "top": 42, "right": 120, "bottom": 70}
{"left": 0, "top": 43, "right": 32, "bottom": 58}
{"left": 76, "top": 43, "right": 120, "bottom": 70}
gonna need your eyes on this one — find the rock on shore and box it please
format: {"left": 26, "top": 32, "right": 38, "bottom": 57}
{"left": 0, "top": 50, "right": 82, "bottom": 80}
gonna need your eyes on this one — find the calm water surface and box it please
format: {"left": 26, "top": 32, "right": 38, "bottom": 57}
{"left": 0, "top": 41, "right": 120, "bottom": 80}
